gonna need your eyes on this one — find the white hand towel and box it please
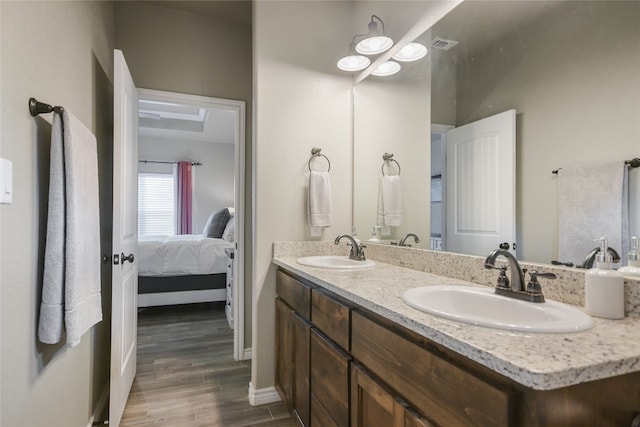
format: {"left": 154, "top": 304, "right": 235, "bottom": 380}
{"left": 377, "top": 175, "right": 403, "bottom": 227}
{"left": 39, "top": 110, "right": 102, "bottom": 347}
{"left": 308, "top": 171, "right": 332, "bottom": 227}
{"left": 557, "top": 161, "right": 628, "bottom": 266}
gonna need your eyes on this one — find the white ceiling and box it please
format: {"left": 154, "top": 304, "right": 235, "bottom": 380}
{"left": 139, "top": 100, "right": 236, "bottom": 145}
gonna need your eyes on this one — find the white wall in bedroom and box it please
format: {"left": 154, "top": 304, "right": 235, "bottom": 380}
{"left": 138, "top": 137, "right": 235, "bottom": 233}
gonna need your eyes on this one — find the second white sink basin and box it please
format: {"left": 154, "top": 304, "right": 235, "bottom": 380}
{"left": 297, "top": 256, "right": 375, "bottom": 270}
{"left": 402, "top": 286, "right": 594, "bottom": 333}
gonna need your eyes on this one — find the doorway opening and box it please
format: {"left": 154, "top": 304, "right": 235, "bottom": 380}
{"left": 136, "top": 89, "right": 246, "bottom": 360}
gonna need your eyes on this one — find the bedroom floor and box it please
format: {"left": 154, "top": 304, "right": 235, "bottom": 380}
{"left": 120, "top": 302, "right": 295, "bottom": 427}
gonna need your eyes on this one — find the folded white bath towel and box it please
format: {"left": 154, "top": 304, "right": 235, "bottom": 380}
{"left": 308, "top": 171, "right": 332, "bottom": 227}
{"left": 39, "top": 112, "right": 66, "bottom": 344}
{"left": 557, "top": 161, "right": 628, "bottom": 267}
{"left": 377, "top": 175, "right": 402, "bottom": 227}
{"left": 39, "top": 110, "right": 102, "bottom": 347}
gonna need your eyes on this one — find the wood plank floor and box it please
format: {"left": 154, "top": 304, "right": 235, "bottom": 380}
{"left": 120, "top": 302, "right": 296, "bottom": 427}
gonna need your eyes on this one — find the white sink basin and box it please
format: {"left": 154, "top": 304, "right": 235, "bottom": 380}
{"left": 402, "top": 286, "right": 594, "bottom": 333}
{"left": 297, "top": 256, "right": 375, "bottom": 270}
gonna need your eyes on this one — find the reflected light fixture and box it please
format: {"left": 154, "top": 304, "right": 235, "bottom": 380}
{"left": 371, "top": 61, "right": 401, "bottom": 77}
{"left": 392, "top": 42, "right": 428, "bottom": 62}
{"left": 337, "top": 39, "right": 371, "bottom": 72}
{"left": 355, "top": 15, "right": 393, "bottom": 55}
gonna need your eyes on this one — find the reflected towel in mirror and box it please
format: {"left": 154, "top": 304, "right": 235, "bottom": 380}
{"left": 557, "top": 161, "right": 628, "bottom": 266}
{"left": 377, "top": 175, "right": 402, "bottom": 227}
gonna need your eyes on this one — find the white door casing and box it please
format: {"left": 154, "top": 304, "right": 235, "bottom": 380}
{"left": 136, "top": 88, "right": 247, "bottom": 361}
{"left": 446, "top": 110, "right": 516, "bottom": 256}
{"left": 110, "top": 49, "right": 139, "bottom": 427}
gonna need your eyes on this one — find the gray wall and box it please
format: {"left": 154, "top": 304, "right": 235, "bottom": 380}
{"left": 453, "top": 1, "right": 640, "bottom": 263}
{"left": 115, "top": 0, "right": 254, "bottom": 349}
{"left": 138, "top": 138, "right": 235, "bottom": 233}
{"left": 252, "top": 0, "right": 354, "bottom": 392}
{"left": 0, "top": 1, "right": 115, "bottom": 425}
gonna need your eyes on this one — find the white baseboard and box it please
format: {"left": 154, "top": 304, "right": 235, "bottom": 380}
{"left": 243, "top": 347, "right": 252, "bottom": 360}
{"left": 86, "top": 383, "right": 109, "bottom": 427}
{"left": 248, "top": 381, "right": 282, "bottom": 406}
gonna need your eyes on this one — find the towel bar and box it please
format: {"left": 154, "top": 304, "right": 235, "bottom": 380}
{"left": 553, "top": 158, "right": 640, "bottom": 174}
{"left": 308, "top": 147, "right": 331, "bottom": 172}
{"left": 28, "top": 97, "right": 64, "bottom": 116}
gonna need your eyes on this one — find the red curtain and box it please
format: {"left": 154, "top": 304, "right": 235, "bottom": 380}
{"left": 176, "top": 161, "right": 193, "bottom": 234}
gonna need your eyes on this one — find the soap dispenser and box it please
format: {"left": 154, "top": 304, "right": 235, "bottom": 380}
{"left": 585, "top": 237, "right": 625, "bottom": 319}
{"left": 617, "top": 236, "right": 640, "bottom": 278}
{"left": 368, "top": 226, "right": 382, "bottom": 243}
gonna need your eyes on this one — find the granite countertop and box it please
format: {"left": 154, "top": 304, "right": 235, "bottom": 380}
{"left": 273, "top": 256, "right": 640, "bottom": 391}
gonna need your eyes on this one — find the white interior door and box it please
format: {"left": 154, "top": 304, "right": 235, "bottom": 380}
{"left": 110, "top": 49, "right": 139, "bottom": 427}
{"left": 446, "top": 110, "right": 516, "bottom": 256}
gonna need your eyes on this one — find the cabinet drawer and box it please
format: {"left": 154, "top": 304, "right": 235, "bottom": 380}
{"left": 310, "top": 329, "right": 351, "bottom": 427}
{"left": 352, "top": 312, "right": 512, "bottom": 427}
{"left": 276, "top": 270, "right": 312, "bottom": 318}
{"left": 311, "top": 289, "right": 350, "bottom": 351}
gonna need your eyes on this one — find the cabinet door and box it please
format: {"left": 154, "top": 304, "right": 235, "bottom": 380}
{"left": 352, "top": 364, "right": 436, "bottom": 427}
{"left": 310, "top": 329, "right": 351, "bottom": 427}
{"left": 275, "top": 298, "right": 292, "bottom": 406}
{"left": 291, "top": 311, "right": 311, "bottom": 427}
{"left": 351, "top": 364, "right": 405, "bottom": 427}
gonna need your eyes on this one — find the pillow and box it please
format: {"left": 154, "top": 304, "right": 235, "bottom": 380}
{"left": 202, "top": 208, "right": 230, "bottom": 238}
{"left": 222, "top": 219, "right": 235, "bottom": 242}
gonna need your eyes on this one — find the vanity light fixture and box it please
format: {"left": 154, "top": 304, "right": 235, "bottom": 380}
{"left": 392, "top": 42, "right": 428, "bottom": 62}
{"left": 337, "top": 39, "right": 371, "bottom": 72}
{"left": 355, "top": 15, "right": 393, "bottom": 55}
{"left": 371, "top": 61, "right": 401, "bottom": 77}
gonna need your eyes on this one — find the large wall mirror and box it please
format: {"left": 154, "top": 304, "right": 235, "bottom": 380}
{"left": 353, "top": 0, "right": 640, "bottom": 265}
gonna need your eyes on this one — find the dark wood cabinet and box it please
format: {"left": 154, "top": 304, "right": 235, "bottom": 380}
{"left": 310, "top": 329, "right": 351, "bottom": 427}
{"left": 275, "top": 268, "right": 640, "bottom": 427}
{"left": 275, "top": 299, "right": 311, "bottom": 427}
{"left": 276, "top": 271, "right": 313, "bottom": 427}
{"left": 275, "top": 298, "right": 292, "bottom": 408}
{"left": 351, "top": 311, "right": 511, "bottom": 427}
{"left": 351, "top": 364, "right": 434, "bottom": 427}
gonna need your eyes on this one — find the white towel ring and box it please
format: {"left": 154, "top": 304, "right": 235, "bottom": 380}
{"left": 381, "top": 153, "right": 401, "bottom": 176}
{"left": 308, "top": 147, "right": 331, "bottom": 172}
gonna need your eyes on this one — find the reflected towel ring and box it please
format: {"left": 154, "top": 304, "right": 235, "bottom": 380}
{"left": 381, "top": 153, "right": 401, "bottom": 176}
{"left": 308, "top": 147, "right": 331, "bottom": 172}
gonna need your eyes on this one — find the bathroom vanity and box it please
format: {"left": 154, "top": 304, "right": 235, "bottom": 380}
{"left": 273, "top": 251, "right": 640, "bottom": 427}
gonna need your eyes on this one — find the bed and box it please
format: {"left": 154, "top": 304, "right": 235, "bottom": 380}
{"left": 137, "top": 234, "right": 233, "bottom": 307}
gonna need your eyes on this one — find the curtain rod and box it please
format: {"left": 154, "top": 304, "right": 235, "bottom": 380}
{"left": 138, "top": 160, "right": 203, "bottom": 166}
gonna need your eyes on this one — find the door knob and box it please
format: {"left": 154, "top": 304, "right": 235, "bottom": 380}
{"left": 121, "top": 253, "right": 135, "bottom": 264}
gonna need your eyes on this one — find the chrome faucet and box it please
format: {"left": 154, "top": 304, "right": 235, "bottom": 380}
{"left": 579, "top": 246, "right": 621, "bottom": 269}
{"left": 334, "top": 234, "right": 367, "bottom": 261}
{"left": 399, "top": 233, "right": 420, "bottom": 247}
{"left": 484, "top": 249, "right": 555, "bottom": 303}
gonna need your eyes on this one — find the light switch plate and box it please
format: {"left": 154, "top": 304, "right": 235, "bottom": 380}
{"left": 310, "top": 226, "right": 322, "bottom": 237}
{"left": 0, "top": 158, "right": 12, "bottom": 204}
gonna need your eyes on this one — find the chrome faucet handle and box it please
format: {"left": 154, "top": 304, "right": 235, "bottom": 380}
{"left": 527, "top": 270, "right": 556, "bottom": 294}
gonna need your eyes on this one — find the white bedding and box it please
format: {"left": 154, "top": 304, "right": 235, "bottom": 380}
{"left": 138, "top": 234, "right": 233, "bottom": 276}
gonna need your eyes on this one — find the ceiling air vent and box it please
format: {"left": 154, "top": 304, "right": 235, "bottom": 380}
{"left": 431, "top": 37, "right": 459, "bottom": 51}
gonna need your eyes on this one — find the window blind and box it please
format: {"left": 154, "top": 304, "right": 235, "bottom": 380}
{"left": 138, "top": 173, "right": 175, "bottom": 236}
